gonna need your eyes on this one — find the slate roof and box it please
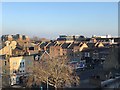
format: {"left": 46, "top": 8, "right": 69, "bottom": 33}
{"left": 82, "top": 47, "right": 109, "bottom": 53}
{"left": 68, "top": 42, "right": 81, "bottom": 49}
{"left": 87, "top": 43, "right": 96, "bottom": 48}
{"left": 14, "top": 46, "right": 23, "bottom": 51}
{"left": 103, "top": 43, "right": 111, "bottom": 47}
{"left": 46, "top": 42, "right": 56, "bottom": 48}
{"left": 114, "top": 38, "right": 120, "bottom": 42}
{"left": 57, "top": 38, "right": 66, "bottom": 41}
{"left": 40, "top": 42, "right": 49, "bottom": 48}
{"left": 0, "top": 55, "right": 6, "bottom": 60}
{"left": 34, "top": 51, "right": 51, "bottom": 61}
{"left": 61, "top": 43, "right": 71, "bottom": 49}
{"left": 95, "top": 43, "right": 100, "bottom": 47}
{"left": 84, "top": 38, "right": 91, "bottom": 42}
{"left": 16, "top": 43, "right": 23, "bottom": 50}
{"left": 55, "top": 43, "right": 62, "bottom": 46}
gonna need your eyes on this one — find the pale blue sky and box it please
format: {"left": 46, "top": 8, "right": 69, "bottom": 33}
{"left": 2, "top": 2, "right": 118, "bottom": 39}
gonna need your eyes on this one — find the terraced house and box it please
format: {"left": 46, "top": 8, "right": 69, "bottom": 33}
{"left": 0, "top": 40, "right": 36, "bottom": 87}
{"left": 0, "top": 34, "right": 120, "bottom": 88}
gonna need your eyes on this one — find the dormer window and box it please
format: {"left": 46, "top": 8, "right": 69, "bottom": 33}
{"left": 13, "top": 70, "right": 17, "bottom": 73}
{"left": 29, "top": 47, "right": 34, "bottom": 50}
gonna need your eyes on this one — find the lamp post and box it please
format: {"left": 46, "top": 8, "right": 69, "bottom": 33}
{"left": 47, "top": 77, "right": 48, "bottom": 90}
{"left": 41, "top": 86, "right": 43, "bottom": 90}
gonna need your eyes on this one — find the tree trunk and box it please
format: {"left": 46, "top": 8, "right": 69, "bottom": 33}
{"left": 55, "top": 87, "right": 57, "bottom": 90}
{"left": 55, "top": 85, "right": 57, "bottom": 90}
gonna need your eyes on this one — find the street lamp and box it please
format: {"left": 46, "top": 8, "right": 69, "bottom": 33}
{"left": 41, "top": 86, "right": 43, "bottom": 90}
{"left": 47, "top": 77, "right": 48, "bottom": 90}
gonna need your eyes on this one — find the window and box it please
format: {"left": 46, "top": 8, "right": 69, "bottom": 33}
{"left": 85, "top": 52, "right": 90, "bottom": 57}
{"left": 4, "top": 70, "right": 6, "bottom": 74}
{"left": 57, "top": 49, "right": 60, "bottom": 51}
{"left": 93, "top": 52, "right": 99, "bottom": 59}
{"left": 22, "top": 62, "right": 24, "bottom": 67}
{"left": 22, "top": 35, "right": 26, "bottom": 40}
{"left": 13, "top": 70, "right": 17, "bottom": 73}
{"left": 20, "top": 62, "right": 25, "bottom": 68}
{"left": 4, "top": 61, "right": 7, "bottom": 66}
{"left": 20, "top": 63, "right": 22, "bottom": 68}
{"left": 88, "top": 53, "right": 90, "bottom": 57}
{"left": 16, "top": 77, "right": 19, "bottom": 83}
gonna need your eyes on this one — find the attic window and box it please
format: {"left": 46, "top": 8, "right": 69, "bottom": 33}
{"left": 13, "top": 70, "right": 17, "bottom": 73}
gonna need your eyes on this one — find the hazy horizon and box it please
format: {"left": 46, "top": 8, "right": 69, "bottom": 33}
{"left": 1, "top": 2, "right": 118, "bottom": 39}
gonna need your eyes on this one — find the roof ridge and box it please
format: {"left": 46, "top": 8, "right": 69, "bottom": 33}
{"left": 45, "top": 42, "right": 51, "bottom": 47}
{"left": 79, "top": 42, "right": 83, "bottom": 46}
{"left": 67, "top": 43, "right": 73, "bottom": 48}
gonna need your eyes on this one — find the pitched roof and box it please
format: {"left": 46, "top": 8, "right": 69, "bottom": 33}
{"left": 55, "top": 43, "right": 62, "bottom": 46}
{"left": 40, "top": 42, "right": 49, "bottom": 48}
{"left": 46, "top": 42, "right": 56, "bottom": 48}
{"left": 61, "top": 43, "right": 71, "bottom": 49}
{"left": 68, "top": 42, "right": 81, "bottom": 49}
{"left": 87, "top": 43, "right": 96, "bottom": 48}
{"left": 16, "top": 43, "right": 23, "bottom": 49}
{"left": 57, "top": 38, "right": 66, "bottom": 41}
{"left": 14, "top": 47, "right": 23, "bottom": 51}
{"left": 82, "top": 47, "right": 109, "bottom": 53}
{"left": 34, "top": 51, "right": 51, "bottom": 61}
{"left": 103, "top": 43, "right": 111, "bottom": 47}
{"left": 39, "top": 51, "right": 51, "bottom": 60}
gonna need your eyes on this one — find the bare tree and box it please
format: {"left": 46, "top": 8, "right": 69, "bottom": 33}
{"left": 31, "top": 36, "right": 40, "bottom": 41}
{"left": 27, "top": 56, "right": 80, "bottom": 89}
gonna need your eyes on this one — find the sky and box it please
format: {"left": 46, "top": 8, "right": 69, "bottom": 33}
{"left": 1, "top": 2, "right": 118, "bottom": 39}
